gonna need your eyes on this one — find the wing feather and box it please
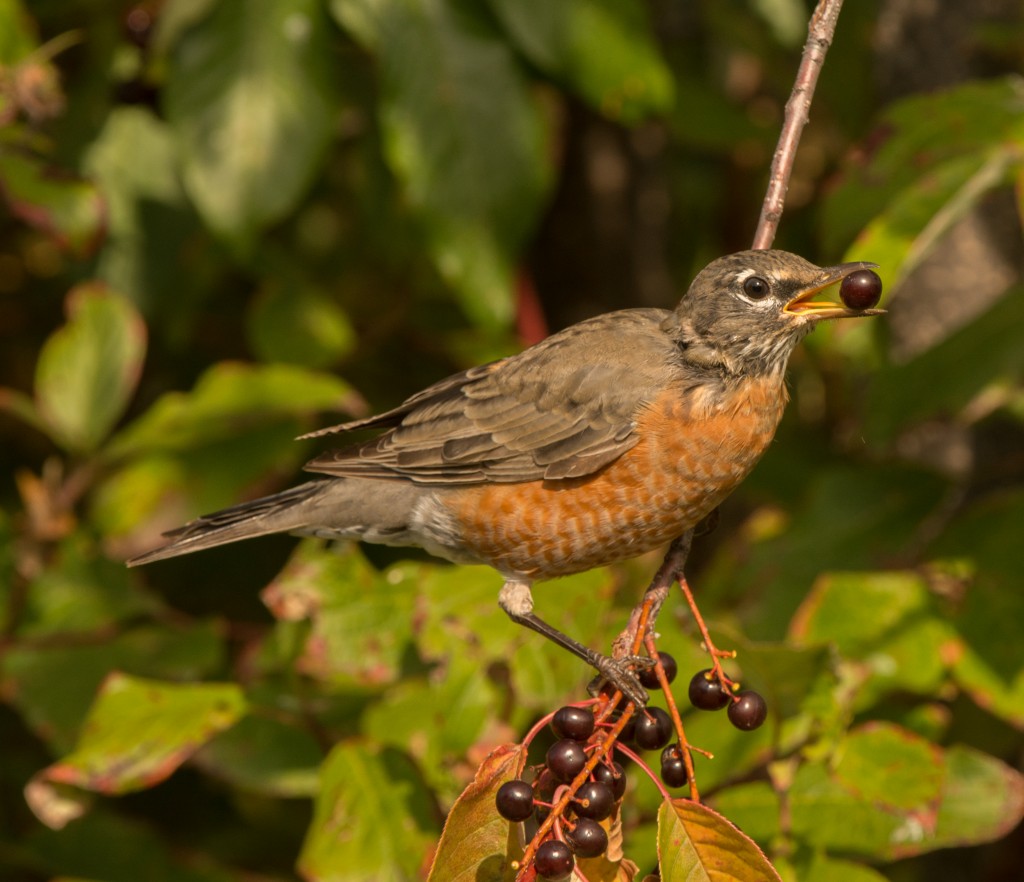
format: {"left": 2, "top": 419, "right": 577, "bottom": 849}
{"left": 304, "top": 308, "right": 677, "bottom": 485}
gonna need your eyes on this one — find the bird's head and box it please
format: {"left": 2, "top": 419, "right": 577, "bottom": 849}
{"left": 666, "top": 249, "right": 884, "bottom": 376}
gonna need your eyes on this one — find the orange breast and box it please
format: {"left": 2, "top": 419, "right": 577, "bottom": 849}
{"left": 440, "top": 374, "right": 788, "bottom": 580}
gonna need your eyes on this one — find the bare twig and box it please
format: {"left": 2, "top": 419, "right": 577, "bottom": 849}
{"left": 751, "top": 0, "right": 846, "bottom": 250}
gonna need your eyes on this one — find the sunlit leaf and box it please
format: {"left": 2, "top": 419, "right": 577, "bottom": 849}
{"left": 106, "top": 362, "right": 354, "bottom": 459}
{"left": 261, "top": 541, "right": 416, "bottom": 687}
{"left": 3, "top": 622, "right": 226, "bottom": 755}
{"left": 425, "top": 743, "right": 524, "bottom": 882}
{"left": 299, "top": 741, "right": 436, "bottom": 882}
{"left": 26, "top": 673, "right": 245, "bottom": 829}
{"left": 658, "top": 798, "right": 782, "bottom": 882}
{"left": 164, "top": 0, "right": 338, "bottom": 249}
{"left": 789, "top": 571, "right": 955, "bottom": 700}
{"left": 716, "top": 732, "right": 1024, "bottom": 861}
{"left": 34, "top": 283, "right": 146, "bottom": 453}
{"left": 832, "top": 723, "right": 944, "bottom": 812}
{"left": 795, "top": 853, "right": 890, "bottom": 882}
{"left": 933, "top": 745, "right": 1024, "bottom": 848}
{"left": 822, "top": 76, "right": 1024, "bottom": 255}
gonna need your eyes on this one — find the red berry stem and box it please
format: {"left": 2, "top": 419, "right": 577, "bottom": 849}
{"left": 643, "top": 632, "right": 702, "bottom": 802}
{"left": 612, "top": 741, "right": 672, "bottom": 803}
{"left": 676, "top": 574, "right": 739, "bottom": 694}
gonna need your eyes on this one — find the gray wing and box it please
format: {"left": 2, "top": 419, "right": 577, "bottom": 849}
{"left": 303, "top": 308, "right": 677, "bottom": 485}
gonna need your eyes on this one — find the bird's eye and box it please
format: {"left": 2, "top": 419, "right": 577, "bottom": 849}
{"left": 743, "top": 276, "right": 770, "bottom": 300}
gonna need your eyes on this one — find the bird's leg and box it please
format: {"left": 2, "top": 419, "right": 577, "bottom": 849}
{"left": 612, "top": 530, "right": 695, "bottom": 661}
{"left": 498, "top": 580, "right": 650, "bottom": 706}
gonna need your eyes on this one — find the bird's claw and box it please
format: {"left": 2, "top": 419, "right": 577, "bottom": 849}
{"left": 587, "top": 654, "right": 651, "bottom": 706}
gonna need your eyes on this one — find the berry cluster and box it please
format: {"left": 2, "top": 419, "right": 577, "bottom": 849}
{"left": 496, "top": 652, "right": 769, "bottom": 880}
{"left": 496, "top": 704, "right": 623, "bottom": 879}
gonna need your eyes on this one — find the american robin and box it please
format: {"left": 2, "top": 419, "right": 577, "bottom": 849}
{"left": 129, "top": 249, "right": 881, "bottom": 702}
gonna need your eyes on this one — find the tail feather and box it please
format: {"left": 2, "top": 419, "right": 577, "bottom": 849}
{"left": 127, "top": 482, "right": 327, "bottom": 566}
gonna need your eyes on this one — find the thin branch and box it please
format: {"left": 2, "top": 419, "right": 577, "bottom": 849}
{"left": 751, "top": 0, "right": 846, "bottom": 250}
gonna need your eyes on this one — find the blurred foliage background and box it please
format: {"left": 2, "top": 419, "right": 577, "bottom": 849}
{"left": 2, "top": 0, "right": 1024, "bottom": 880}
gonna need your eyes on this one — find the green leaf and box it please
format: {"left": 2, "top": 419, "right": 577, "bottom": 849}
{"left": 246, "top": 281, "right": 356, "bottom": 368}
{"left": 831, "top": 723, "right": 944, "bottom": 812}
{"left": 106, "top": 361, "right": 353, "bottom": 459}
{"left": 34, "top": 283, "right": 147, "bottom": 454}
{"left": 332, "top": 0, "right": 552, "bottom": 329}
{"left": 20, "top": 533, "right": 159, "bottom": 637}
{"left": 935, "top": 490, "right": 1024, "bottom": 727}
{"left": 487, "top": 0, "right": 673, "bottom": 123}
{"left": 821, "top": 77, "right": 1024, "bottom": 256}
{"left": 864, "top": 286, "right": 1024, "bottom": 443}
{"left": 727, "top": 637, "right": 834, "bottom": 721}
{"left": 789, "top": 571, "right": 954, "bottom": 700}
{"left": 262, "top": 542, "right": 416, "bottom": 687}
{"left": 425, "top": 743, "right": 524, "bottom": 882}
{"left": 0, "top": 0, "right": 37, "bottom": 64}
{"left": 26, "top": 673, "right": 245, "bottom": 829}
{"left": 0, "top": 149, "right": 105, "bottom": 256}
{"left": 703, "top": 464, "right": 947, "bottom": 639}
{"left": 362, "top": 654, "right": 502, "bottom": 803}
{"left": 164, "top": 0, "right": 338, "bottom": 249}
{"left": 0, "top": 384, "right": 45, "bottom": 434}
{"left": 193, "top": 713, "right": 322, "bottom": 797}
{"left": 658, "top": 798, "right": 782, "bottom": 882}
{"left": 299, "top": 741, "right": 436, "bottom": 882}
{"left": 715, "top": 732, "right": 1024, "bottom": 861}
{"left": 795, "top": 853, "right": 890, "bottom": 882}
{"left": 933, "top": 745, "right": 1024, "bottom": 848}
{"left": 843, "top": 149, "right": 1018, "bottom": 295}
{"left": 3, "top": 621, "right": 226, "bottom": 754}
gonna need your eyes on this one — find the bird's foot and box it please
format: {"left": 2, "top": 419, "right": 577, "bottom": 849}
{"left": 587, "top": 654, "right": 652, "bottom": 707}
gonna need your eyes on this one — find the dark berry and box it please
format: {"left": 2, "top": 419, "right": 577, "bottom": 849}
{"left": 688, "top": 669, "right": 731, "bottom": 711}
{"left": 661, "top": 757, "right": 689, "bottom": 788}
{"left": 592, "top": 761, "right": 627, "bottom": 801}
{"left": 633, "top": 707, "right": 673, "bottom": 750}
{"left": 546, "top": 738, "right": 588, "bottom": 783}
{"left": 660, "top": 743, "right": 682, "bottom": 765}
{"left": 839, "top": 269, "right": 883, "bottom": 310}
{"left": 566, "top": 817, "right": 608, "bottom": 858}
{"left": 728, "top": 690, "right": 768, "bottom": 731}
{"left": 551, "top": 705, "right": 595, "bottom": 742}
{"left": 535, "top": 839, "right": 574, "bottom": 880}
{"left": 495, "top": 779, "right": 534, "bottom": 821}
{"left": 638, "top": 651, "right": 678, "bottom": 689}
{"left": 572, "top": 780, "right": 614, "bottom": 821}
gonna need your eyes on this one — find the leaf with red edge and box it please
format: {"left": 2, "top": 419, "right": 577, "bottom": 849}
{"left": 25, "top": 672, "right": 245, "bottom": 829}
{"left": 426, "top": 743, "right": 526, "bottom": 882}
{"left": 0, "top": 149, "right": 105, "bottom": 255}
{"left": 658, "top": 798, "right": 782, "bottom": 882}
